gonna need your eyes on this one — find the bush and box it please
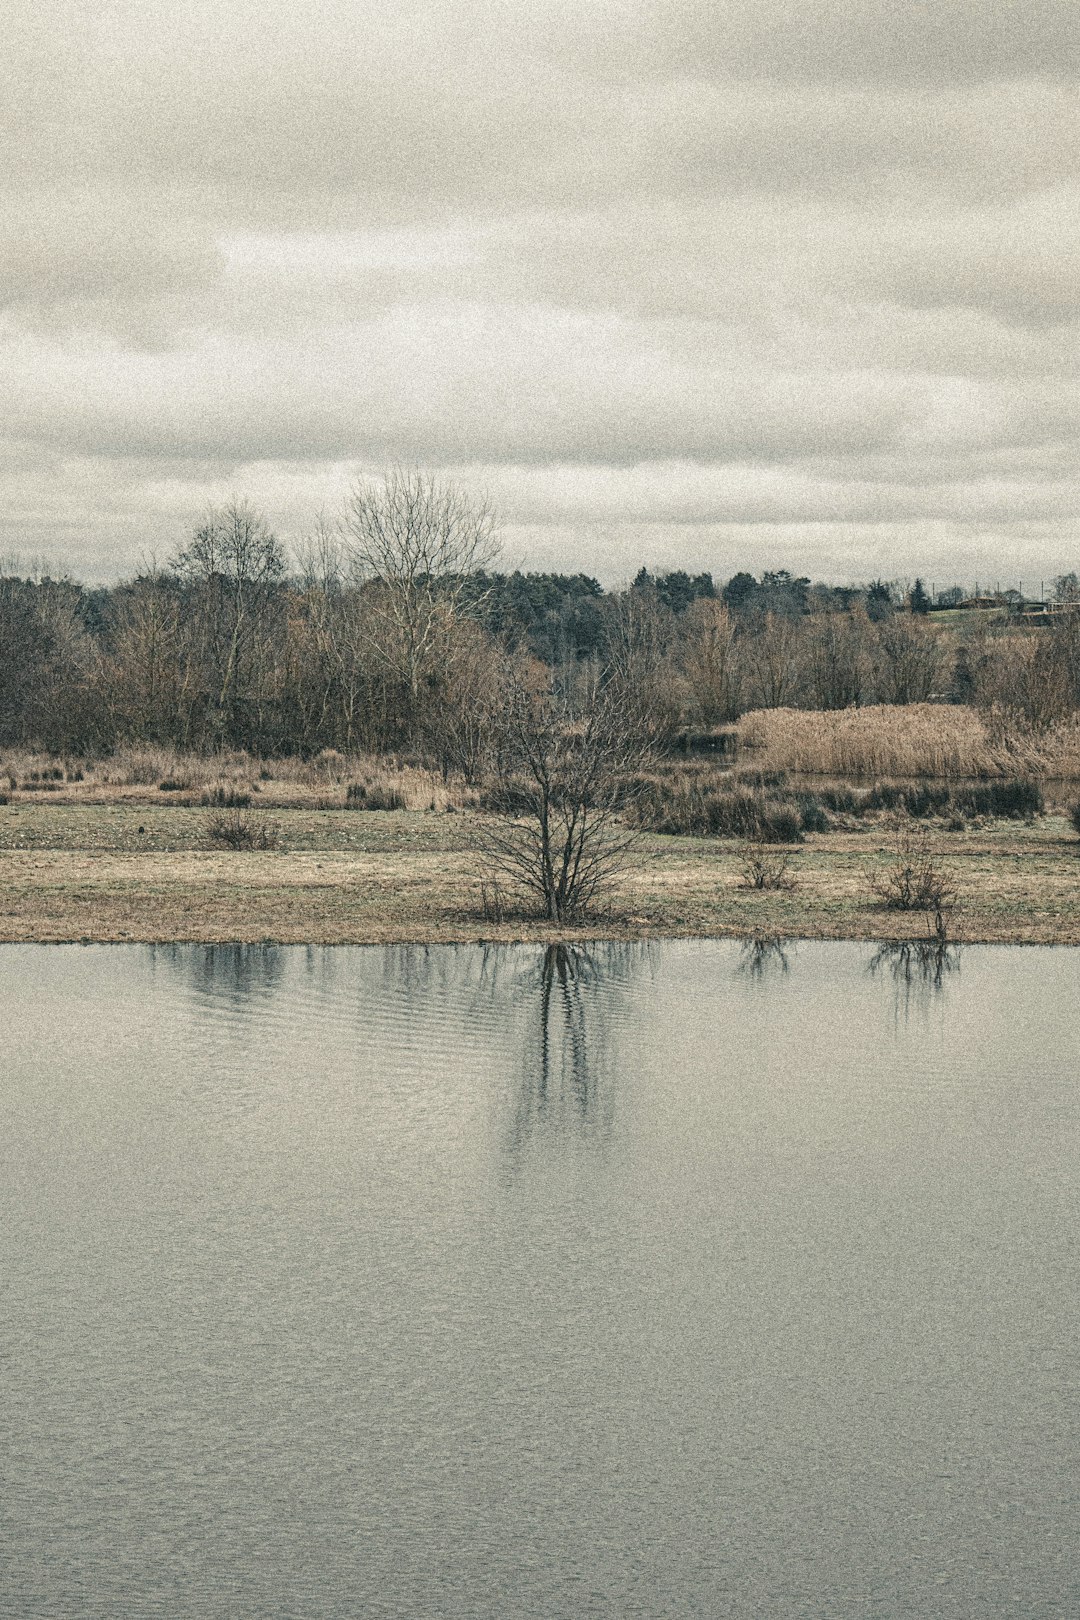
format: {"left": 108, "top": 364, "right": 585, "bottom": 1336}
{"left": 868, "top": 782, "right": 902, "bottom": 811}
{"left": 818, "top": 786, "right": 860, "bottom": 814}
{"left": 1069, "top": 801, "right": 1080, "bottom": 837}
{"left": 735, "top": 769, "right": 789, "bottom": 790}
{"left": 756, "top": 803, "right": 804, "bottom": 844}
{"left": 201, "top": 785, "right": 252, "bottom": 809}
{"left": 0, "top": 791, "right": 8, "bottom": 805}
{"left": 955, "top": 779, "right": 1043, "bottom": 820}
{"left": 871, "top": 822, "right": 956, "bottom": 914}
{"left": 900, "top": 783, "right": 952, "bottom": 818}
{"left": 739, "top": 843, "right": 797, "bottom": 889}
{"left": 797, "top": 794, "right": 829, "bottom": 834}
{"left": 345, "top": 780, "right": 408, "bottom": 811}
{"left": 204, "top": 809, "right": 278, "bottom": 850}
{"left": 158, "top": 779, "right": 189, "bottom": 792}
{"left": 633, "top": 778, "right": 803, "bottom": 842}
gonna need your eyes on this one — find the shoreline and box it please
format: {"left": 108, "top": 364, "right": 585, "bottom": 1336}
{"left": 2, "top": 801, "right": 1079, "bottom": 948}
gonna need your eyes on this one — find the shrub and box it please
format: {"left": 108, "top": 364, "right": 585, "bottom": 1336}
{"left": 818, "top": 786, "right": 860, "bottom": 814}
{"left": 868, "top": 782, "right": 902, "bottom": 811}
{"left": 344, "top": 780, "right": 407, "bottom": 811}
{"left": 204, "top": 809, "right": 278, "bottom": 850}
{"left": 632, "top": 778, "right": 803, "bottom": 842}
{"left": 797, "top": 794, "right": 829, "bottom": 834}
{"left": 0, "top": 791, "right": 8, "bottom": 805}
{"left": 739, "top": 844, "right": 797, "bottom": 889}
{"left": 1070, "top": 801, "right": 1080, "bottom": 837}
{"left": 955, "top": 779, "right": 1043, "bottom": 820}
{"left": 870, "top": 821, "right": 957, "bottom": 914}
{"left": 201, "top": 784, "right": 252, "bottom": 809}
{"left": 900, "top": 783, "right": 951, "bottom": 818}
{"left": 755, "top": 803, "right": 804, "bottom": 844}
{"left": 158, "top": 779, "right": 189, "bottom": 792}
{"left": 735, "top": 769, "right": 789, "bottom": 790}
{"left": 66, "top": 768, "right": 84, "bottom": 782}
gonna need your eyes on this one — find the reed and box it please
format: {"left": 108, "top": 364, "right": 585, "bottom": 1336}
{"left": 737, "top": 705, "right": 1080, "bottom": 780}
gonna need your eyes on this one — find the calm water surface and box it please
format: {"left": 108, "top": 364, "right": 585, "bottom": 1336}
{"left": 2, "top": 939, "right": 1077, "bottom": 1618}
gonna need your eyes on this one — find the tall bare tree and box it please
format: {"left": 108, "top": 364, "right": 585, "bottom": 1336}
{"left": 747, "top": 611, "right": 802, "bottom": 709}
{"left": 172, "top": 500, "right": 286, "bottom": 747}
{"left": 340, "top": 469, "right": 499, "bottom": 710}
{"left": 679, "top": 597, "right": 742, "bottom": 724}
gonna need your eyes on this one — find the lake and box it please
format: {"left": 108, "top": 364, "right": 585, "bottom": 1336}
{"left": 2, "top": 939, "right": 1076, "bottom": 1618}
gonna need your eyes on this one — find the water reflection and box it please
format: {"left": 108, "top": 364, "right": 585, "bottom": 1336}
{"left": 869, "top": 937, "right": 961, "bottom": 1020}
{"left": 150, "top": 942, "right": 285, "bottom": 1007}
{"left": 505, "top": 942, "right": 649, "bottom": 1166}
{"left": 870, "top": 937, "right": 960, "bottom": 990}
{"left": 737, "top": 935, "right": 793, "bottom": 979}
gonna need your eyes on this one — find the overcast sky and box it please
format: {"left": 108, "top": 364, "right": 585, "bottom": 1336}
{"left": 3, "top": 0, "right": 1077, "bottom": 586}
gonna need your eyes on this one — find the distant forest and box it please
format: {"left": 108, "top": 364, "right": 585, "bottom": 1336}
{"left": 3, "top": 491, "right": 1080, "bottom": 762}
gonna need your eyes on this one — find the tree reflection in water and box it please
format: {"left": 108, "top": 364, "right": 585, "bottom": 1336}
{"left": 737, "top": 935, "right": 793, "bottom": 978}
{"left": 870, "top": 937, "right": 960, "bottom": 990}
{"left": 869, "top": 936, "right": 960, "bottom": 1021}
{"left": 505, "top": 942, "right": 649, "bottom": 1165}
{"left": 150, "top": 941, "right": 286, "bottom": 1008}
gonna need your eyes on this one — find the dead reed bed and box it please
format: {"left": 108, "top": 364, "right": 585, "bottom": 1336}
{"left": 0, "top": 745, "right": 477, "bottom": 812}
{"left": 736, "top": 705, "right": 1080, "bottom": 780}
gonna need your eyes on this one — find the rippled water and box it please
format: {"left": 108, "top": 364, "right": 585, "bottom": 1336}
{"left": 2, "top": 939, "right": 1077, "bottom": 1618}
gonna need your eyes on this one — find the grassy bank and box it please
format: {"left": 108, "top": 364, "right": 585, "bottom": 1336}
{"left": 2, "top": 797, "right": 1078, "bottom": 946}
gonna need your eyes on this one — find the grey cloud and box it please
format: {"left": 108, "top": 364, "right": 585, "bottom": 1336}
{"left": 620, "top": 0, "right": 1080, "bottom": 87}
{"left": 1, "top": 0, "right": 1077, "bottom": 580}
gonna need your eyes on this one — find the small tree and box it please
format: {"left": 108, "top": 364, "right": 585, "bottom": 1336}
{"left": 478, "top": 668, "right": 650, "bottom": 923}
{"left": 870, "top": 819, "right": 957, "bottom": 932}
{"left": 865, "top": 580, "right": 895, "bottom": 622}
{"left": 909, "top": 578, "right": 931, "bottom": 615}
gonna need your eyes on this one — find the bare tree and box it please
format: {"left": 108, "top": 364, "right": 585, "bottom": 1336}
{"left": 99, "top": 568, "right": 185, "bottom": 743}
{"left": 747, "top": 610, "right": 802, "bottom": 708}
{"left": 679, "top": 597, "right": 742, "bottom": 724}
{"left": 478, "top": 665, "right": 650, "bottom": 923}
{"left": 602, "top": 586, "right": 683, "bottom": 742}
{"left": 873, "top": 614, "right": 942, "bottom": 705}
{"left": 803, "top": 606, "right": 873, "bottom": 710}
{"left": 172, "top": 500, "right": 286, "bottom": 747}
{"left": 340, "top": 469, "right": 500, "bottom": 707}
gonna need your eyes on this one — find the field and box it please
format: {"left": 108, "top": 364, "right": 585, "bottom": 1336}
{"left": 2, "top": 794, "right": 1078, "bottom": 946}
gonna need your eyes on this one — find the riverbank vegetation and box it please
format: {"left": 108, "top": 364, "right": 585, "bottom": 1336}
{"left": 5, "top": 473, "right": 1080, "bottom": 765}
{"left": 1, "top": 795, "right": 1077, "bottom": 945}
{"left": 3, "top": 471, "right": 1080, "bottom": 936}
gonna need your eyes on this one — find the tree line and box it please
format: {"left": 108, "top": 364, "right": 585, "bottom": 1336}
{"left": 3, "top": 471, "right": 1080, "bottom": 761}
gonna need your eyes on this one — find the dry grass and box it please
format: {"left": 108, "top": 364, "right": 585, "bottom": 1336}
{"left": 0, "top": 747, "right": 479, "bottom": 813}
{"left": 737, "top": 704, "right": 1080, "bottom": 781}
{"left": 2, "top": 801, "right": 1079, "bottom": 944}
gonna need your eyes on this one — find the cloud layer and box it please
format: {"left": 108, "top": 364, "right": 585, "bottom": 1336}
{"left": 2, "top": 0, "right": 1077, "bottom": 583}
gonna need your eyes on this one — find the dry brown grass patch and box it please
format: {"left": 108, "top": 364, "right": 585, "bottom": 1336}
{"left": 737, "top": 704, "right": 1080, "bottom": 780}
